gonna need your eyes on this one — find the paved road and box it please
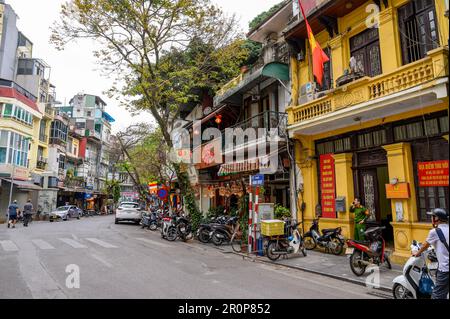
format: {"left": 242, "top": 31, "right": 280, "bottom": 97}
{"left": 0, "top": 216, "right": 382, "bottom": 299}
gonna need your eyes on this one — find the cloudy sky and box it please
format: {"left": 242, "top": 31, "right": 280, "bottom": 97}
{"left": 7, "top": 0, "right": 281, "bottom": 133}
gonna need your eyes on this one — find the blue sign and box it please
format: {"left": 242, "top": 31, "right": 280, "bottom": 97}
{"left": 251, "top": 174, "right": 265, "bottom": 186}
{"left": 84, "top": 193, "right": 93, "bottom": 200}
{"left": 157, "top": 188, "right": 169, "bottom": 200}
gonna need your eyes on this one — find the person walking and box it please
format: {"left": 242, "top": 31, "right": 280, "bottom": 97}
{"left": 7, "top": 200, "right": 19, "bottom": 229}
{"left": 23, "top": 199, "right": 34, "bottom": 227}
{"left": 413, "top": 208, "right": 448, "bottom": 299}
{"left": 350, "top": 198, "right": 370, "bottom": 241}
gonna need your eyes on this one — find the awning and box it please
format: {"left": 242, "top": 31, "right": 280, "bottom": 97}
{"left": 214, "top": 62, "right": 289, "bottom": 107}
{"left": 1, "top": 178, "right": 42, "bottom": 190}
{"left": 217, "top": 156, "right": 272, "bottom": 176}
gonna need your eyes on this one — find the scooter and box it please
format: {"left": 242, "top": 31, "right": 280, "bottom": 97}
{"left": 161, "top": 216, "right": 174, "bottom": 240}
{"left": 346, "top": 226, "right": 392, "bottom": 276}
{"left": 265, "top": 220, "right": 307, "bottom": 261}
{"left": 166, "top": 214, "right": 193, "bottom": 242}
{"left": 196, "top": 215, "right": 228, "bottom": 243}
{"left": 141, "top": 211, "right": 159, "bottom": 231}
{"left": 392, "top": 240, "right": 438, "bottom": 299}
{"left": 210, "top": 216, "right": 240, "bottom": 246}
{"left": 303, "top": 219, "right": 345, "bottom": 255}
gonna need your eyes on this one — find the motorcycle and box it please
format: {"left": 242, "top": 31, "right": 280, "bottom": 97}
{"left": 346, "top": 226, "right": 392, "bottom": 276}
{"left": 141, "top": 211, "right": 159, "bottom": 231}
{"left": 162, "top": 213, "right": 193, "bottom": 242}
{"left": 303, "top": 219, "right": 345, "bottom": 255}
{"left": 210, "top": 216, "right": 240, "bottom": 246}
{"left": 392, "top": 240, "right": 438, "bottom": 299}
{"left": 266, "top": 220, "right": 307, "bottom": 261}
{"left": 196, "top": 215, "right": 229, "bottom": 244}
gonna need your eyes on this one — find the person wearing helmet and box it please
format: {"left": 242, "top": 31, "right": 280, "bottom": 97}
{"left": 413, "top": 208, "right": 449, "bottom": 299}
{"left": 7, "top": 200, "right": 19, "bottom": 228}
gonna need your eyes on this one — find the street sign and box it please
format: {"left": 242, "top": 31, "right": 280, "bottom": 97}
{"left": 157, "top": 188, "right": 169, "bottom": 200}
{"left": 251, "top": 174, "right": 264, "bottom": 186}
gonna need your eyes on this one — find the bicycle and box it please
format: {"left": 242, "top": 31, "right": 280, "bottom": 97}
{"left": 230, "top": 223, "right": 244, "bottom": 253}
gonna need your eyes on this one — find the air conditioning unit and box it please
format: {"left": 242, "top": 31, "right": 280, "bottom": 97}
{"left": 298, "top": 82, "right": 317, "bottom": 105}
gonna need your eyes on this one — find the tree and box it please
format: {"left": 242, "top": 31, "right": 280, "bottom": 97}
{"left": 248, "top": 1, "right": 286, "bottom": 31}
{"left": 51, "top": 0, "right": 249, "bottom": 230}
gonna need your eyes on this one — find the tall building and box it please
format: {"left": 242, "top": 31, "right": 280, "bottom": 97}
{"left": 0, "top": 0, "right": 59, "bottom": 218}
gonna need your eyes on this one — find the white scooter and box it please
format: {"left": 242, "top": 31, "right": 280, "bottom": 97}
{"left": 392, "top": 240, "right": 438, "bottom": 299}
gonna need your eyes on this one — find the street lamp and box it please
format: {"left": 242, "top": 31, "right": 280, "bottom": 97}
{"left": 6, "top": 136, "right": 32, "bottom": 226}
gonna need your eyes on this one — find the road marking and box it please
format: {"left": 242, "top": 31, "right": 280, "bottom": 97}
{"left": 90, "top": 253, "right": 113, "bottom": 268}
{"left": 135, "top": 237, "right": 170, "bottom": 248}
{"left": 31, "top": 239, "right": 55, "bottom": 250}
{"left": 85, "top": 238, "right": 118, "bottom": 248}
{"left": 58, "top": 238, "right": 87, "bottom": 248}
{"left": 0, "top": 240, "right": 18, "bottom": 251}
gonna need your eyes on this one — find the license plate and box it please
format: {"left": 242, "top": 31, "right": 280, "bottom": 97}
{"left": 180, "top": 227, "right": 186, "bottom": 232}
{"left": 345, "top": 248, "right": 354, "bottom": 255}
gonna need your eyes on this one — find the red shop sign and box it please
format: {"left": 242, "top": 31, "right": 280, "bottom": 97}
{"left": 320, "top": 154, "right": 336, "bottom": 218}
{"left": 418, "top": 160, "right": 449, "bottom": 187}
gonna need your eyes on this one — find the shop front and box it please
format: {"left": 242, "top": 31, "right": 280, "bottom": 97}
{"left": 292, "top": 107, "right": 449, "bottom": 263}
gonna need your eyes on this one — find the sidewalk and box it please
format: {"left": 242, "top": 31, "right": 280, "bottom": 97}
{"left": 211, "top": 244, "right": 402, "bottom": 293}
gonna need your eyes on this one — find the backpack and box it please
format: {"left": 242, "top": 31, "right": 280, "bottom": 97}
{"left": 435, "top": 227, "right": 449, "bottom": 252}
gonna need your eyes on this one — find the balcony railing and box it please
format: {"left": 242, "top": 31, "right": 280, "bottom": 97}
{"left": 289, "top": 47, "right": 448, "bottom": 125}
{"left": 44, "top": 104, "right": 54, "bottom": 117}
{"left": 36, "top": 157, "right": 48, "bottom": 170}
{"left": 39, "top": 133, "right": 48, "bottom": 143}
{"left": 193, "top": 111, "right": 287, "bottom": 161}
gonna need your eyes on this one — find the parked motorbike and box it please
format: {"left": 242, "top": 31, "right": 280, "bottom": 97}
{"left": 266, "top": 220, "right": 307, "bottom": 261}
{"left": 346, "top": 226, "right": 392, "bottom": 276}
{"left": 196, "top": 215, "right": 229, "bottom": 244}
{"left": 303, "top": 219, "right": 345, "bottom": 255}
{"left": 392, "top": 240, "right": 438, "bottom": 299}
{"left": 210, "top": 216, "right": 240, "bottom": 246}
{"left": 141, "top": 211, "right": 159, "bottom": 231}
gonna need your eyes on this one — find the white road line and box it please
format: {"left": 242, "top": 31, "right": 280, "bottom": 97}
{"left": 31, "top": 239, "right": 55, "bottom": 250}
{"left": 85, "top": 238, "right": 118, "bottom": 248}
{"left": 90, "top": 254, "right": 113, "bottom": 268}
{"left": 58, "top": 238, "right": 87, "bottom": 248}
{"left": 0, "top": 240, "right": 19, "bottom": 251}
{"left": 135, "top": 237, "right": 170, "bottom": 248}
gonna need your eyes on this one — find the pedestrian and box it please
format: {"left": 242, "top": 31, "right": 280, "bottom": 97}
{"left": 349, "top": 198, "right": 369, "bottom": 241}
{"left": 413, "top": 208, "right": 448, "bottom": 299}
{"left": 23, "top": 199, "right": 34, "bottom": 227}
{"left": 7, "top": 200, "right": 19, "bottom": 229}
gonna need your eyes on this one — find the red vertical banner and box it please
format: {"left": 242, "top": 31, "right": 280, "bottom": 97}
{"left": 320, "top": 154, "right": 336, "bottom": 218}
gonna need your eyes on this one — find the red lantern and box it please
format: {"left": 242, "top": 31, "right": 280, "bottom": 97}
{"left": 215, "top": 114, "right": 222, "bottom": 124}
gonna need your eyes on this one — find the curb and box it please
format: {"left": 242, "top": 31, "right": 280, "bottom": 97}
{"left": 228, "top": 250, "right": 393, "bottom": 293}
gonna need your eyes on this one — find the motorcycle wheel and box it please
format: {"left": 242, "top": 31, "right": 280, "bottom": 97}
{"left": 266, "top": 241, "right": 281, "bottom": 261}
{"left": 303, "top": 235, "right": 316, "bottom": 250}
{"left": 211, "top": 232, "right": 223, "bottom": 246}
{"left": 231, "top": 239, "right": 243, "bottom": 253}
{"left": 149, "top": 223, "right": 157, "bottom": 231}
{"left": 393, "top": 283, "right": 414, "bottom": 299}
{"left": 301, "top": 246, "right": 307, "bottom": 257}
{"left": 166, "top": 227, "right": 177, "bottom": 241}
{"left": 198, "top": 228, "right": 211, "bottom": 244}
{"left": 349, "top": 250, "right": 367, "bottom": 276}
{"left": 331, "top": 238, "right": 344, "bottom": 255}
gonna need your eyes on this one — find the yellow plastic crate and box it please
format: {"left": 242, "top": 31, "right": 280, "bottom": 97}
{"left": 261, "top": 220, "right": 285, "bottom": 236}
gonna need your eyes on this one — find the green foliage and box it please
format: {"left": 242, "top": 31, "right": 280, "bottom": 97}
{"left": 241, "top": 40, "right": 262, "bottom": 67}
{"left": 239, "top": 194, "right": 249, "bottom": 245}
{"left": 207, "top": 205, "right": 225, "bottom": 219}
{"left": 248, "top": 1, "right": 286, "bottom": 31}
{"left": 104, "top": 180, "right": 121, "bottom": 205}
{"left": 274, "top": 204, "right": 291, "bottom": 220}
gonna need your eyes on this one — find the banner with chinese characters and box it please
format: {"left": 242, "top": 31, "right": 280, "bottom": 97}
{"left": 320, "top": 154, "right": 336, "bottom": 218}
{"left": 418, "top": 160, "right": 449, "bottom": 187}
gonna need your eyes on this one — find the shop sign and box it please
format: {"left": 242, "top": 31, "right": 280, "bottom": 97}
{"left": 385, "top": 183, "right": 410, "bottom": 199}
{"left": 251, "top": 174, "right": 265, "bottom": 186}
{"left": 418, "top": 160, "right": 449, "bottom": 187}
{"left": 319, "top": 154, "right": 336, "bottom": 218}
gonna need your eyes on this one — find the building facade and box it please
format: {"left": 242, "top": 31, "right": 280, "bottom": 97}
{"left": 284, "top": 0, "right": 448, "bottom": 262}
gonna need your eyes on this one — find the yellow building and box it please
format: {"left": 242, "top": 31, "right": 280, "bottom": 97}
{"left": 285, "top": 0, "right": 448, "bottom": 263}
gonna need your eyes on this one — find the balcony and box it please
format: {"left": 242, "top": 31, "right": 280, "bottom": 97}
{"left": 36, "top": 157, "right": 48, "bottom": 170}
{"left": 288, "top": 47, "right": 448, "bottom": 135}
{"left": 39, "top": 133, "right": 48, "bottom": 143}
{"left": 44, "top": 104, "right": 54, "bottom": 118}
{"left": 192, "top": 111, "right": 287, "bottom": 169}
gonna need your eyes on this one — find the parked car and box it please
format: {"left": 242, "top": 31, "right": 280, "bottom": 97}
{"left": 115, "top": 202, "right": 143, "bottom": 225}
{"left": 49, "top": 206, "right": 82, "bottom": 222}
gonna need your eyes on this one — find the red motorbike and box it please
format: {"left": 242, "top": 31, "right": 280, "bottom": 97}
{"left": 346, "top": 226, "right": 392, "bottom": 276}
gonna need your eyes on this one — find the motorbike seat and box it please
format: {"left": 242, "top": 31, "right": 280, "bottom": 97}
{"left": 352, "top": 240, "right": 370, "bottom": 245}
{"left": 321, "top": 228, "right": 338, "bottom": 235}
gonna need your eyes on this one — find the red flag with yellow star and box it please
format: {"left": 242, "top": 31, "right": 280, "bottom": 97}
{"left": 298, "top": 0, "right": 329, "bottom": 87}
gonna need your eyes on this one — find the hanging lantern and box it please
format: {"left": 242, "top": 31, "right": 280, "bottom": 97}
{"left": 215, "top": 114, "right": 222, "bottom": 124}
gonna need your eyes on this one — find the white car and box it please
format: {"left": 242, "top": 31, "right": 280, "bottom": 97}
{"left": 115, "top": 202, "right": 143, "bottom": 225}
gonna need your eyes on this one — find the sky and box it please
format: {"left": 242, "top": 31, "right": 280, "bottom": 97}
{"left": 6, "top": 0, "right": 282, "bottom": 133}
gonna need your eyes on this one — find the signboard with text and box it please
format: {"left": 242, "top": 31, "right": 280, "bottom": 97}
{"left": 320, "top": 154, "right": 336, "bottom": 218}
{"left": 418, "top": 160, "right": 449, "bottom": 187}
